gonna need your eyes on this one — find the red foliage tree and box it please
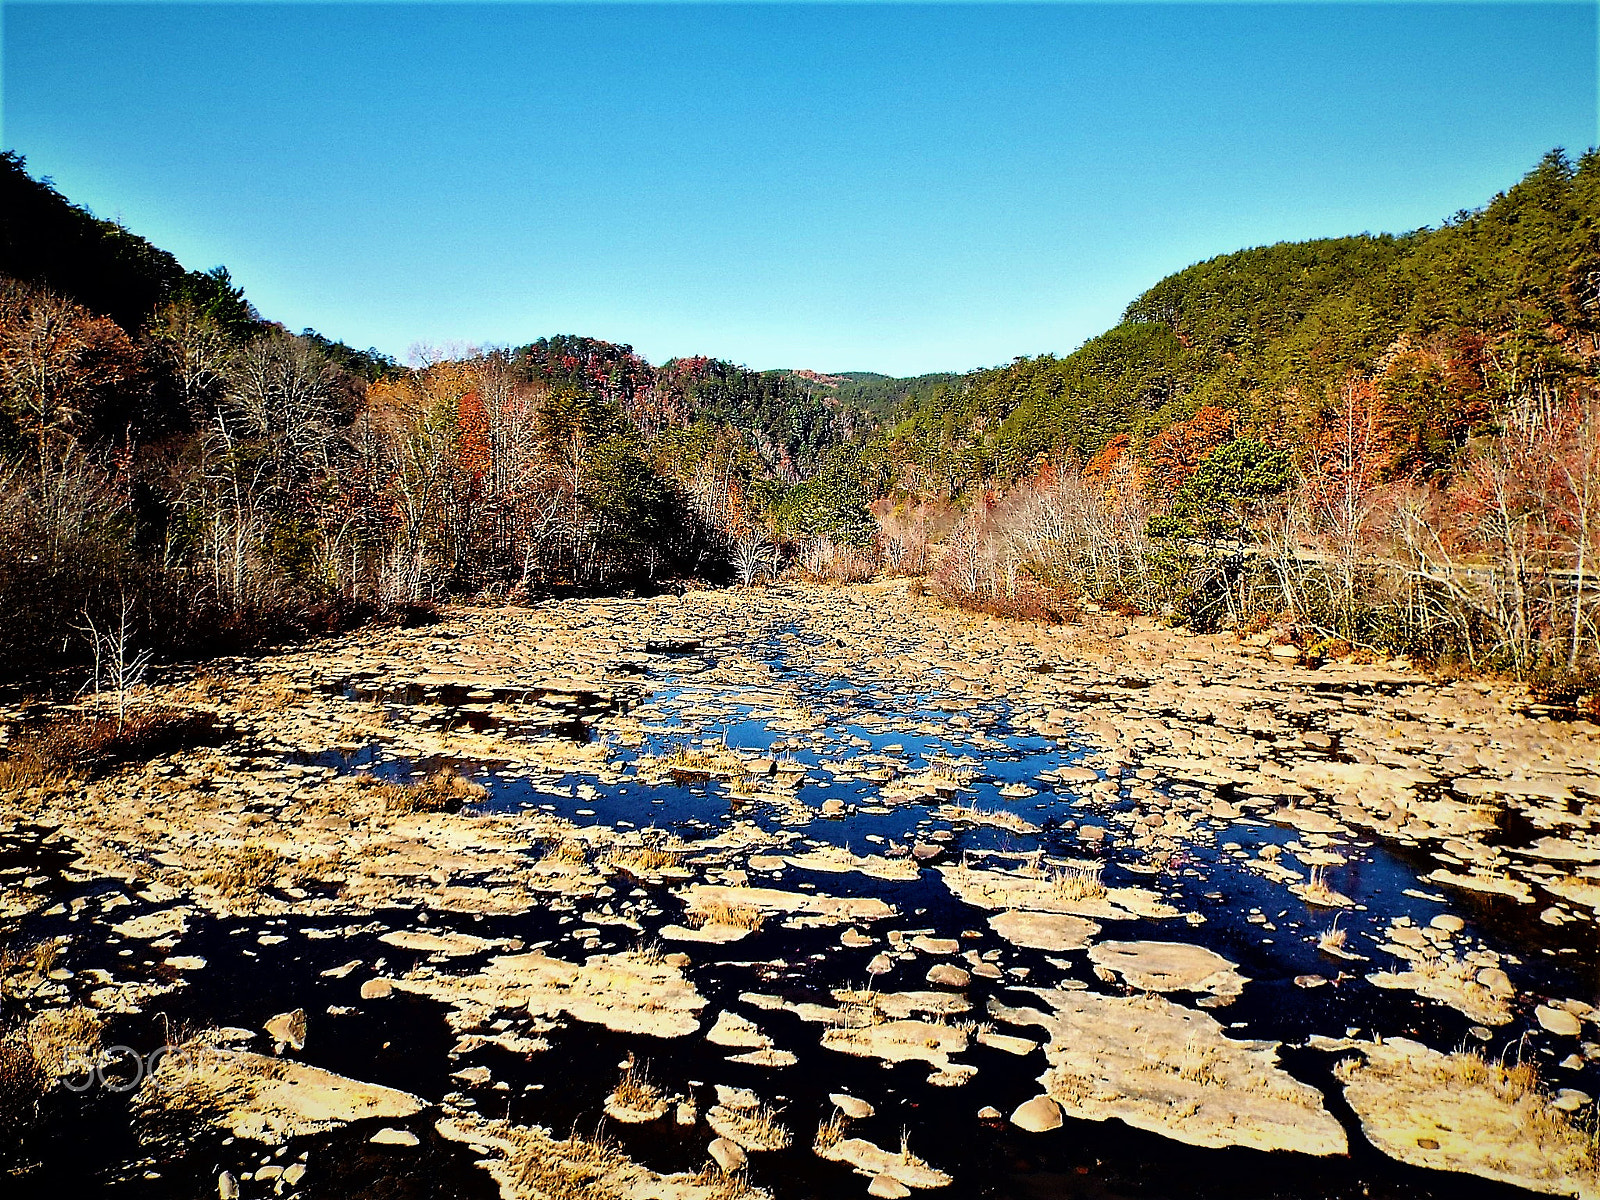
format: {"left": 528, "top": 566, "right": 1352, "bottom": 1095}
{"left": 1084, "top": 433, "right": 1130, "bottom": 489}
{"left": 456, "top": 389, "right": 491, "bottom": 480}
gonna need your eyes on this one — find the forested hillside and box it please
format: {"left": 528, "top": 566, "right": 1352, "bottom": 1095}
{"left": 874, "top": 149, "right": 1598, "bottom": 493}
{"left": 817, "top": 149, "right": 1598, "bottom": 701}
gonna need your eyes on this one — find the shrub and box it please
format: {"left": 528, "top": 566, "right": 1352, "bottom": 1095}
{"left": 0, "top": 706, "right": 218, "bottom": 790}
{"left": 1526, "top": 656, "right": 1600, "bottom": 715}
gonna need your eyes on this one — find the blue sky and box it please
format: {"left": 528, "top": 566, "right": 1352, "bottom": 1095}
{"left": 4, "top": 4, "right": 1595, "bottom": 375}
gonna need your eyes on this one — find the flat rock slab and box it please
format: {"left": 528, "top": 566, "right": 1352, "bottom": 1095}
{"left": 137, "top": 1046, "right": 423, "bottom": 1143}
{"left": 395, "top": 950, "right": 706, "bottom": 1038}
{"left": 1336, "top": 1038, "right": 1597, "bottom": 1198}
{"left": 992, "top": 989, "right": 1346, "bottom": 1156}
{"left": 1086, "top": 941, "right": 1246, "bottom": 1002}
{"left": 816, "top": 1136, "right": 952, "bottom": 1190}
{"left": 938, "top": 865, "right": 1174, "bottom": 920}
{"left": 988, "top": 910, "right": 1100, "bottom": 952}
{"left": 706, "top": 1010, "right": 771, "bottom": 1049}
{"left": 379, "top": 929, "right": 497, "bottom": 957}
{"left": 679, "top": 883, "right": 895, "bottom": 925}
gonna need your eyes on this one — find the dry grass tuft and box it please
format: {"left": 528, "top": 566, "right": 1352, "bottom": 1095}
{"left": 200, "top": 845, "right": 286, "bottom": 899}
{"left": 1045, "top": 860, "right": 1106, "bottom": 902}
{"left": 610, "top": 1061, "right": 662, "bottom": 1109}
{"left": 506, "top": 1125, "right": 628, "bottom": 1200}
{"left": 813, "top": 1112, "right": 846, "bottom": 1152}
{"left": 1301, "top": 865, "right": 1351, "bottom": 907}
{"left": 0, "top": 939, "right": 65, "bottom": 1001}
{"left": 721, "top": 1102, "right": 792, "bottom": 1151}
{"left": 356, "top": 767, "right": 487, "bottom": 815}
{"left": 611, "top": 845, "right": 682, "bottom": 875}
{"left": 640, "top": 744, "right": 749, "bottom": 785}
{"left": 688, "top": 901, "right": 766, "bottom": 932}
{"left": 1317, "top": 919, "right": 1347, "bottom": 955}
{"left": 0, "top": 1005, "right": 103, "bottom": 1153}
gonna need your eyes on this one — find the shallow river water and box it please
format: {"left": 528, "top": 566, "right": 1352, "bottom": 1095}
{"left": 4, "top": 606, "right": 1598, "bottom": 1200}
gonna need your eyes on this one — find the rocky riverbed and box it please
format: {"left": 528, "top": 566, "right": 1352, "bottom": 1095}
{"left": 2, "top": 580, "right": 1597, "bottom": 1200}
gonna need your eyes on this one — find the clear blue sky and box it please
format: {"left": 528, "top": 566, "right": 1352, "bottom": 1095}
{"left": 4, "top": 3, "right": 1595, "bottom": 375}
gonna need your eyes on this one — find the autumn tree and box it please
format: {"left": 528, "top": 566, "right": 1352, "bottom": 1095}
{"left": 1140, "top": 405, "right": 1235, "bottom": 500}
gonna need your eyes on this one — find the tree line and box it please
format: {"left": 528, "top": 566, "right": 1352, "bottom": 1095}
{"left": 3, "top": 147, "right": 1597, "bottom": 704}
{"left": 0, "top": 153, "right": 871, "bottom": 682}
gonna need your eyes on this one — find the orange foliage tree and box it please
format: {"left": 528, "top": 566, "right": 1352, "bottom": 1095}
{"left": 1140, "top": 406, "right": 1235, "bottom": 500}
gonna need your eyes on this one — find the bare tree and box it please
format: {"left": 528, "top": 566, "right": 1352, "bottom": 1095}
{"left": 77, "top": 593, "right": 151, "bottom": 729}
{"left": 730, "top": 526, "right": 778, "bottom": 587}
{"left": 147, "top": 300, "right": 230, "bottom": 419}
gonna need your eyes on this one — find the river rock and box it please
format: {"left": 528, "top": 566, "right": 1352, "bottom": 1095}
{"left": 830, "top": 1092, "right": 874, "bottom": 1118}
{"left": 265, "top": 1008, "right": 307, "bottom": 1053}
{"left": 708, "top": 1137, "right": 746, "bottom": 1173}
{"left": 1537, "top": 1005, "right": 1583, "bottom": 1037}
{"left": 926, "top": 963, "right": 970, "bottom": 988}
{"left": 370, "top": 1127, "right": 419, "bottom": 1146}
{"left": 1010, "top": 1094, "right": 1062, "bottom": 1132}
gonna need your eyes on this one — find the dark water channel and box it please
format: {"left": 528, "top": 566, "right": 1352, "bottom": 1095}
{"left": 4, "top": 622, "right": 1597, "bottom": 1200}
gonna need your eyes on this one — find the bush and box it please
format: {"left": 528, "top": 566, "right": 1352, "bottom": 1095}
{"left": 1526, "top": 657, "right": 1600, "bottom": 715}
{"left": 933, "top": 572, "right": 1070, "bottom": 624}
{"left": 0, "top": 706, "right": 218, "bottom": 789}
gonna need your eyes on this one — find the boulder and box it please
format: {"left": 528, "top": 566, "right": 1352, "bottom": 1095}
{"left": 1011, "top": 1094, "right": 1063, "bottom": 1132}
{"left": 708, "top": 1137, "right": 746, "bottom": 1173}
{"left": 1536, "top": 1005, "right": 1582, "bottom": 1037}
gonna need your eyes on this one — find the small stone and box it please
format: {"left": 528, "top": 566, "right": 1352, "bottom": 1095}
{"left": 866, "top": 953, "right": 893, "bottom": 976}
{"left": 708, "top": 1137, "right": 746, "bottom": 1173}
{"left": 830, "top": 1092, "right": 873, "bottom": 1119}
{"left": 264, "top": 1008, "right": 306, "bottom": 1053}
{"left": 926, "top": 963, "right": 970, "bottom": 988}
{"left": 370, "top": 1127, "right": 419, "bottom": 1146}
{"left": 1476, "top": 968, "right": 1513, "bottom": 998}
{"left": 821, "top": 798, "right": 846, "bottom": 817}
{"left": 360, "top": 978, "right": 393, "bottom": 1000}
{"left": 1010, "top": 1094, "right": 1062, "bottom": 1132}
{"left": 282, "top": 1163, "right": 306, "bottom": 1186}
{"left": 217, "top": 1171, "right": 239, "bottom": 1200}
{"left": 977, "top": 1105, "right": 1002, "bottom": 1121}
{"left": 868, "top": 1175, "right": 912, "bottom": 1198}
{"left": 1428, "top": 914, "right": 1464, "bottom": 934}
{"left": 1554, "top": 1089, "right": 1592, "bottom": 1112}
